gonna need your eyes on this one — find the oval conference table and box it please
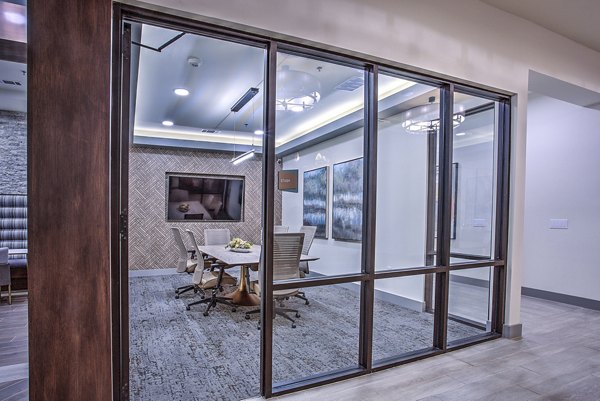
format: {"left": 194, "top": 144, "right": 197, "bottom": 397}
{"left": 196, "top": 244, "right": 318, "bottom": 306}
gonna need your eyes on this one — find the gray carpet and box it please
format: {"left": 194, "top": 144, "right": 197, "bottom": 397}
{"left": 129, "top": 273, "right": 482, "bottom": 401}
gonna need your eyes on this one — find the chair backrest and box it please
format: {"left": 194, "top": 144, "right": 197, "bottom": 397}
{"left": 298, "top": 226, "right": 317, "bottom": 255}
{"left": 185, "top": 230, "right": 205, "bottom": 285}
{"left": 204, "top": 228, "right": 231, "bottom": 245}
{"left": 274, "top": 225, "right": 289, "bottom": 233}
{"left": 259, "top": 233, "right": 304, "bottom": 286}
{"left": 170, "top": 227, "right": 189, "bottom": 273}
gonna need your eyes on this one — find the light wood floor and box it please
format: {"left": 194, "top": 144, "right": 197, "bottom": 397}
{"left": 248, "top": 296, "right": 600, "bottom": 401}
{"left": 0, "top": 295, "right": 28, "bottom": 401}
{"left": 1, "top": 295, "right": 599, "bottom": 400}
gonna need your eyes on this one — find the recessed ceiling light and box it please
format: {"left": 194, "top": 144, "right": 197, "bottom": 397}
{"left": 174, "top": 88, "right": 190, "bottom": 96}
{"left": 254, "top": 130, "right": 264, "bottom": 135}
{"left": 456, "top": 132, "right": 467, "bottom": 136}
{"left": 162, "top": 120, "right": 174, "bottom": 127}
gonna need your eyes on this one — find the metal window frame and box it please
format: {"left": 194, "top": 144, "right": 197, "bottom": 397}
{"left": 110, "top": 3, "right": 512, "bottom": 400}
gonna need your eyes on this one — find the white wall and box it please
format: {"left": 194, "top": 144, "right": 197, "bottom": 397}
{"left": 282, "top": 129, "right": 364, "bottom": 276}
{"left": 524, "top": 95, "right": 600, "bottom": 301}
{"left": 132, "top": 0, "right": 600, "bottom": 326}
{"left": 282, "top": 121, "right": 431, "bottom": 305}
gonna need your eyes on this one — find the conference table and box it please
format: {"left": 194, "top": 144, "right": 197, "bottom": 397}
{"left": 196, "top": 244, "right": 318, "bottom": 306}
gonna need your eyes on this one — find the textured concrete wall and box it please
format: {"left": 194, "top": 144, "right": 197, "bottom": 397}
{"left": 0, "top": 110, "right": 27, "bottom": 195}
{"left": 128, "top": 146, "right": 281, "bottom": 269}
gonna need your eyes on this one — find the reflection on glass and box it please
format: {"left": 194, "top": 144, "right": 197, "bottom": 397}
{"left": 447, "top": 267, "right": 492, "bottom": 343}
{"left": 375, "top": 74, "right": 439, "bottom": 270}
{"left": 373, "top": 277, "right": 433, "bottom": 362}
{"left": 272, "top": 283, "right": 360, "bottom": 385}
{"left": 277, "top": 52, "right": 365, "bottom": 276}
{"left": 451, "top": 94, "right": 498, "bottom": 260}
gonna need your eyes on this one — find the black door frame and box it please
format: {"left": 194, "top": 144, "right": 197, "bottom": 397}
{"left": 110, "top": 3, "right": 512, "bottom": 399}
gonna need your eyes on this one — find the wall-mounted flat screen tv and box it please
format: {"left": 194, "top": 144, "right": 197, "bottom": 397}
{"left": 166, "top": 173, "right": 245, "bottom": 222}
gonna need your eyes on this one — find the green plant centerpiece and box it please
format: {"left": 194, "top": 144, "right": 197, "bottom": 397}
{"left": 226, "top": 237, "right": 253, "bottom": 253}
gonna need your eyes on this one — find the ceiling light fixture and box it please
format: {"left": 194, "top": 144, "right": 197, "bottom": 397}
{"left": 162, "top": 120, "right": 174, "bottom": 127}
{"left": 456, "top": 132, "right": 467, "bottom": 136}
{"left": 231, "top": 87, "right": 259, "bottom": 112}
{"left": 401, "top": 96, "right": 464, "bottom": 134}
{"left": 173, "top": 88, "right": 190, "bottom": 96}
{"left": 3, "top": 11, "right": 26, "bottom": 25}
{"left": 276, "top": 65, "right": 321, "bottom": 112}
{"left": 254, "top": 130, "right": 264, "bottom": 135}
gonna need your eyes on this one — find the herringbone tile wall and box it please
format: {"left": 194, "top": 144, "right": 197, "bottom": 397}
{"left": 128, "top": 146, "right": 281, "bottom": 270}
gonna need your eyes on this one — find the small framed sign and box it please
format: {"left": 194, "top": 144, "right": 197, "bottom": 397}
{"left": 278, "top": 169, "right": 298, "bottom": 192}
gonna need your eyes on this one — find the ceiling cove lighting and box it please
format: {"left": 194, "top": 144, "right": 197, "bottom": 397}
{"left": 231, "top": 87, "right": 259, "bottom": 112}
{"left": 401, "top": 96, "right": 465, "bottom": 134}
{"left": 231, "top": 149, "right": 255, "bottom": 165}
{"left": 276, "top": 66, "right": 321, "bottom": 112}
{"left": 162, "top": 120, "right": 174, "bottom": 127}
{"left": 173, "top": 88, "right": 190, "bottom": 96}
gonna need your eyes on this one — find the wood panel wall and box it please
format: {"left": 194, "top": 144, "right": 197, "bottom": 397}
{"left": 28, "top": 1, "right": 113, "bottom": 399}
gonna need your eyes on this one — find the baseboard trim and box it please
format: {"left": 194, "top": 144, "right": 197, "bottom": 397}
{"left": 522, "top": 286, "right": 600, "bottom": 311}
{"left": 449, "top": 274, "right": 489, "bottom": 288}
{"left": 502, "top": 323, "right": 522, "bottom": 339}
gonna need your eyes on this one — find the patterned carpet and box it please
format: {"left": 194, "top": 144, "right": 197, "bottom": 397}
{"left": 129, "top": 273, "right": 482, "bottom": 401}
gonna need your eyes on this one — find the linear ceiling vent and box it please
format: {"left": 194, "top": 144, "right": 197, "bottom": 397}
{"left": 201, "top": 129, "right": 220, "bottom": 134}
{"left": 2, "top": 80, "right": 22, "bottom": 86}
{"left": 335, "top": 76, "right": 364, "bottom": 91}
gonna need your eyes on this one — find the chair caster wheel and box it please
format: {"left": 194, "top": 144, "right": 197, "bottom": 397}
{"left": 305, "top": 301, "right": 310, "bottom": 305}
{"left": 257, "top": 325, "right": 261, "bottom": 330}
{"left": 219, "top": 286, "right": 224, "bottom": 292}
{"left": 200, "top": 295, "right": 205, "bottom": 299}
{"left": 295, "top": 313, "right": 301, "bottom": 318}
{"left": 245, "top": 314, "right": 250, "bottom": 320}
{"left": 175, "top": 290, "right": 179, "bottom": 294}
{"left": 186, "top": 306, "right": 191, "bottom": 311}
{"left": 194, "top": 288, "right": 198, "bottom": 293}
{"left": 292, "top": 324, "right": 296, "bottom": 328}
{"left": 232, "top": 308, "right": 237, "bottom": 313}
{"left": 175, "top": 295, "right": 180, "bottom": 299}
{"left": 203, "top": 312, "right": 209, "bottom": 317}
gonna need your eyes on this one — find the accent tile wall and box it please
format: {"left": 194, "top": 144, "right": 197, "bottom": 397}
{"left": 128, "top": 146, "right": 281, "bottom": 270}
{"left": 0, "top": 111, "right": 27, "bottom": 194}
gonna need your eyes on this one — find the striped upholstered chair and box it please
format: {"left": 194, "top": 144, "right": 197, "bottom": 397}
{"left": 0, "top": 195, "right": 28, "bottom": 290}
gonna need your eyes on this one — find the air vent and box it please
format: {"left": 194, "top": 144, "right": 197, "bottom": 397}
{"left": 335, "top": 76, "right": 364, "bottom": 91}
{"left": 2, "top": 80, "right": 22, "bottom": 86}
{"left": 201, "top": 129, "right": 220, "bottom": 134}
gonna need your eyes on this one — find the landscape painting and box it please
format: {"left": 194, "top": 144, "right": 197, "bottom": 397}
{"left": 303, "top": 166, "right": 328, "bottom": 238}
{"left": 332, "top": 158, "right": 363, "bottom": 241}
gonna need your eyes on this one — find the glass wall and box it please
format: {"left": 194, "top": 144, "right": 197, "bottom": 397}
{"left": 117, "top": 8, "right": 511, "bottom": 400}
{"left": 447, "top": 267, "right": 493, "bottom": 343}
{"left": 450, "top": 93, "right": 498, "bottom": 262}
{"left": 276, "top": 52, "right": 365, "bottom": 277}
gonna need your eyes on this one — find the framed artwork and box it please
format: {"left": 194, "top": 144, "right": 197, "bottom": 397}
{"left": 303, "top": 166, "right": 328, "bottom": 239}
{"left": 332, "top": 157, "right": 363, "bottom": 242}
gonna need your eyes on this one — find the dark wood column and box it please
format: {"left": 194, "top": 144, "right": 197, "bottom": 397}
{"left": 28, "top": 1, "right": 113, "bottom": 400}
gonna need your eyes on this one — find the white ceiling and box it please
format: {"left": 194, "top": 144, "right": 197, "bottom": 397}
{"left": 133, "top": 23, "right": 495, "bottom": 152}
{"left": 481, "top": 0, "right": 600, "bottom": 53}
